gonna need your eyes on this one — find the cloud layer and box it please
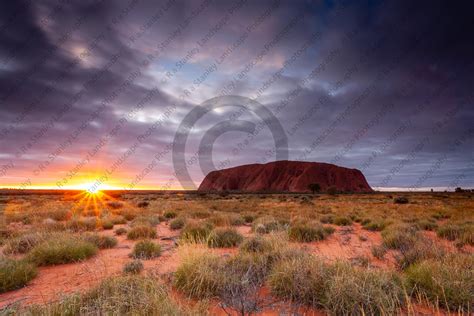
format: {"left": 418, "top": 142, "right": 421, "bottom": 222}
{"left": 0, "top": 0, "right": 473, "bottom": 190}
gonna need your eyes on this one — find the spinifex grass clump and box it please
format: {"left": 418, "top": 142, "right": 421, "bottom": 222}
{"left": 0, "top": 258, "right": 37, "bottom": 293}
{"left": 333, "top": 216, "right": 353, "bottom": 226}
{"left": 180, "top": 221, "right": 213, "bottom": 243}
{"left": 82, "top": 234, "right": 118, "bottom": 249}
{"left": 405, "top": 254, "right": 473, "bottom": 311}
{"left": 27, "top": 236, "right": 97, "bottom": 266}
{"left": 207, "top": 227, "right": 243, "bottom": 248}
{"left": 127, "top": 225, "right": 157, "bottom": 240}
{"left": 269, "top": 255, "right": 332, "bottom": 307}
{"left": 123, "top": 260, "right": 144, "bottom": 274}
{"left": 131, "top": 215, "right": 160, "bottom": 227}
{"left": 252, "top": 216, "right": 286, "bottom": 234}
{"left": 269, "top": 257, "right": 405, "bottom": 315}
{"left": 66, "top": 217, "right": 98, "bottom": 232}
{"left": 381, "top": 224, "right": 419, "bottom": 250}
{"left": 26, "top": 275, "right": 184, "bottom": 315}
{"left": 288, "top": 222, "right": 334, "bottom": 242}
{"left": 174, "top": 248, "right": 222, "bottom": 298}
{"left": 239, "top": 236, "right": 273, "bottom": 253}
{"left": 131, "top": 240, "right": 161, "bottom": 259}
{"left": 436, "top": 222, "right": 474, "bottom": 246}
{"left": 170, "top": 217, "right": 185, "bottom": 230}
{"left": 3, "top": 232, "right": 46, "bottom": 254}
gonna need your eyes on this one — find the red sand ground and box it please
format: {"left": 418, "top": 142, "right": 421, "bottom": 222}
{"left": 0, "top": 222, "right": 469, "bottom": 315}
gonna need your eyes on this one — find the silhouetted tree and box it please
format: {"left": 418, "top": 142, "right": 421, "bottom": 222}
{"left": 308, "top": 183, "right": 321, "bottom": 194}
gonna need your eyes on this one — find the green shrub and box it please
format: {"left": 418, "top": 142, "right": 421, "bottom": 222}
{"left": 180, "top": 222, "right": 213, "bottom": 243}
{"left": 0, "top": 258, "right": 37, "bottom": 293}
{"left": 333, "top": 216, "right": 352, "bottom": 226}
{"left": 127, "top": 225, "right": 157, "bottom": 240}
{"left": 405, "top": 254, "right": 473, "bottom": 311}
{"left": 163, "top": 211, "right": 177, "bottom": 219}
{"left": 170, "top": 217, "right": 185, "bottom": 230}
{"left": 82, "top": 234, "right": 118, "bottom": 249}
{"left": 288, "top": 223, "right": 333, "bottom": 242}
{"left": 131, "top": 240, "right": 161, "bottom": 259}
{"left": 123, "top": 260, "right": 144, "bottom": 274}
{"left": 394, "top": 196, "right": 409, "bottom": 204}
{"left": 28, "top": 237, "right": 97, "bottom": 266}
{"left": 3, "top": 232, "right": 45, "bottom": 254}
{"left": 207, "top": 228, "right": 243, "bottom": 248}
{"left": 114, "top": 227, "right": 127, "bottom": 236}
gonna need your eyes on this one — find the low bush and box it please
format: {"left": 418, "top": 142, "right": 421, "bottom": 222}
{"left": 320, "top": 215, "right": 334, "bottom": 224}
{"left": 288, "top": 223, "right": 334, "bottom": 242}
{"left": 333, "top": 216, "right": 353, "bottom": 226}
{"left": 0, "top": 258, "right": 37, "bottom": 293}
{"left": 394, "top": 196, "right": 409, "bottom": 204}
{"left": 114, "top": 227, "right": 127, "bottom": 236}
{"left": 207, "top": 228, "right": 243, "bottom": 248}
{"left": 106, "top": 201, "right": 124, "bottom": 209}
{"left": 240, "top": 236, "right": 272, "bottom": 253}
{"left": 137, "top": 201, "right": 149, "bottom": 208}
{"left": 82, "top": 234, "right": 118, "bottom": 249}
{"left": 100, "top": 220, "right": 114, "bottom": 230}
{"left": 109, "top": 215, "right": 127, "bottom": 225}
{"left": 28, "top": 237, "right": 97, "bottom": 266}
{"left": 123, "top": 260, "right": 144, "bottom": 274}
{"left": 405, "top": 254, "right": 473, "bottom": 311}
{"left": 163, "top": 211, "right": 177, "bottom": 219}
{"left": 371, "top": 245, "right": 387, "bottom": 260}
{"left": 243, "top": 214, "right": 255, "bottom": 223}
{"left": 363, "top": 220, "right": 388, "bottom": 231}
{"left": 170, "top": 217, "right": 185, "bottom": 230}
{"left": 131, "top": 240, "right": 161, "bottom": 259}
{"left": 127, "top": 225, "right": 157, "bottom": 240}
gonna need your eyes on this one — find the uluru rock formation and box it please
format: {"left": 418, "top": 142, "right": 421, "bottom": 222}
{"left": 198, "top": 160, "right": 372, "bottom": 192}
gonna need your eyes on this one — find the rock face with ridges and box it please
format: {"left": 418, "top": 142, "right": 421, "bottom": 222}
{"left": 198, "top": 160, "right": 372, "bottom": 192}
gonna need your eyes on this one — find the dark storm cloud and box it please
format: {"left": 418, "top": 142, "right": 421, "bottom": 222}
{"left": 0, "top": 0, "right": 473, "bottom": 190}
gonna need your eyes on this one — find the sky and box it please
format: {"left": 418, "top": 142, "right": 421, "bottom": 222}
{"left": 0, "top": 0, "right": 473, "bottom": 191}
